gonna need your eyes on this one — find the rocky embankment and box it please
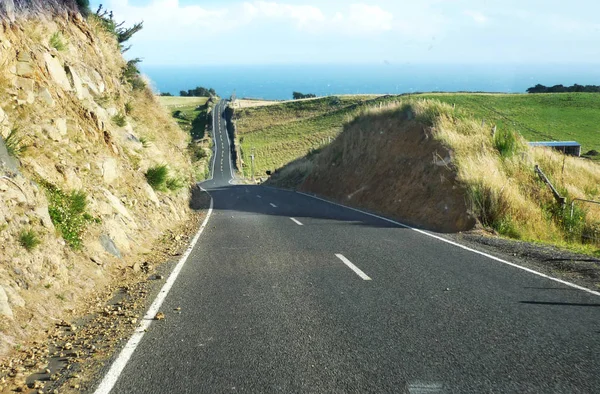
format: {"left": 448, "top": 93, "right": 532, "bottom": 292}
{"left": 0, "top": 0, "right": 196, "bottom": 362}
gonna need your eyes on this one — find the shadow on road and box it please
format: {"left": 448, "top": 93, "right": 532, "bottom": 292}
{"left": 192, "top": 184, "right": 409, "bottom": 230}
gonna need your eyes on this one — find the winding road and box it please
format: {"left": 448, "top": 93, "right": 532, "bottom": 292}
{"left": 95, "top": 100, "right": 600, "bottom": 393}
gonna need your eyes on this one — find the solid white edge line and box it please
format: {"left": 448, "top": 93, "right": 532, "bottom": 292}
{"left": 270, "top": 203, "right": 277, "bottom": 208}
{"left": 335, "top": 253, "right": 372, "bottom": 281}
{"left": 290, "top": 217, "right": 303, "bottom": 226}
{"left": 94, "top": 190, "right": 214, "bottom": 394}
{"left": 298, "top": 191, "right": 600, "bottom": 297}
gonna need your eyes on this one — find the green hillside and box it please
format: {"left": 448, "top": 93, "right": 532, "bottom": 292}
{"left": 234, "top": 93, "right": 600, "bottom": 179}
{"left": 234, "top": 95, "right": 397, "bottom": 177}
{"left": 416, "top": 93, "right": 600, "bottom": 155}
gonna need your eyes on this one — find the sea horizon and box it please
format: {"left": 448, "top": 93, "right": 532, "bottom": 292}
{"left": 140, "top": 63, "right": 600, "bottom": 101}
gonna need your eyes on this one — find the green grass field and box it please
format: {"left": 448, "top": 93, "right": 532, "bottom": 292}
{"left": 158, "top": 96, "right": 209, "bottom": 109}
{"left": 235, "top": 93, "right": 600, "bottom": 178}
{"left": 416, "top": 93, "right": 600, "bottom": 155}
{"left": 235, "top": 95, "right": 396, "bottom": 176}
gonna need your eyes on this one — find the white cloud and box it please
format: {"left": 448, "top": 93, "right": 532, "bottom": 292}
{"left": 332, "top": 4, "right": 394, "bottom": 33}
{"left": 104, "top": 1, "right": 395, "bottom": 36}
{"left": 464, "top": 10, "right": 488, "bottom": 25}
{"left": 242, "top": 1, "right": 325, "bottom": 29}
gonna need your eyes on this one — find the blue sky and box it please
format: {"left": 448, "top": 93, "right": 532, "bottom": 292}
{"left": 90, "top": 0, "right": 600, "bottom": 66}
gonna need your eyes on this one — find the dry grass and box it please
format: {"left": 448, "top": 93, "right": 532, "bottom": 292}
{"left": 365, "top": 99, "right": 600, "bottom": 251}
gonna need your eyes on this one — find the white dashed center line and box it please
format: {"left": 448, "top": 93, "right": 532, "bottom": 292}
{"left": 257, "top": 195, "right": 262, "bottom": 198}
{"left": 269, "top": 203, "right": 277, "bottom": 208}
{"left": 335, "top": 254, "right": 372, "bottom": 281}
{"left": 290, "top": 218, "right": 303, "bottom": 226}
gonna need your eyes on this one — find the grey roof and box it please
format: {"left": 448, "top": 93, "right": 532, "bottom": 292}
{"left": 529, "top": 141, "right": 581, "bottom": 147}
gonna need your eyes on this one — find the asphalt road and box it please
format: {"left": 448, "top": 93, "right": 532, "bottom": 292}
{"left": 101, "top": 100, "right": 600, "bottom": 393}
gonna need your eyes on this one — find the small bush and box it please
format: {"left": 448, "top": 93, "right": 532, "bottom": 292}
{"left": 49, "top": 32, "right": 67, "bottom": 51}
{"left": 43, "top": 183, "right": 93, "bottom": 249}
{"left": 145, "top": 165, "right": 168, "bottom": 190}
{"left": 139, "top": 136, "right": 151, "bottom": 148}
{"left": 166, "top": 177, "right": 184, "bottom": 191}
{"left": 124, "top": 102, "right": 134, "bottom": 115}
{"left": 468, "top": 182, "right": 510, "bottom": 229}
{"left": 494, "top": 128, "right": 519, "bottom": 158}
{"left": 4, "top": 128, "right": 28, "bottom": 158}
{"left": 112, "top": 114, "right": 127, "bottom": 127}
{"left": 123, "top": 59, "right": 146, "bottom": 91}
{"left": 19, "top": 230, "right": 40, "bottom": 251}
{"left": 188, "top": 143, "right": 207, "bottom": 161}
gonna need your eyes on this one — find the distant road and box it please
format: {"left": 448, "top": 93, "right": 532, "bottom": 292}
{"left": 97, "top": 99, "right": 600, "bottom": 393}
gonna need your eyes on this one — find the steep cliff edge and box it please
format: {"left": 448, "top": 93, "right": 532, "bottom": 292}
{"left": 0, "top": 1, "right": 196, "bottom": 358}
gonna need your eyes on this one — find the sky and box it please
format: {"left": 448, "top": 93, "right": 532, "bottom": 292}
{"left": 89, "top": 0, "right": 600, "bottom": 66}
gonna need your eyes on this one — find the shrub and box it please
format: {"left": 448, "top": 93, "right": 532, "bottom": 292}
{"left": 112, "top": 114, "right": 127, "bottom": 127}
{"left": 467, "top": 182, "right": 510, "bottom": 230}
{"left": 19, "top": 230, "right": 40, "bottom": 251}
{"left": 188, "top": 142, "right": 207, "bottom": 161}
{"left": 145, "top": 165, "right": 169, "bottom": 190}
{"left": 139, "top": 136, "right": 151, "bottom": 148}
{"left": 124, "top": 102, "right": 134, "bottom": 115}
{"left": 43, "top": 183, "right": 93, "bottom": 249}
{"left": 494, "top": 128, "right": 518, "bottom": 158}
{"left": 166, "top": 177, "right": 184, "bottom": 191}
{"left": 123, "top": 59, "right": 146, "bottom": 91}
{"left": 49, "top": 32, "right": 67, "bottom": 51}
{"left": 3, "top": 128, "right": 28, "bottom": 158}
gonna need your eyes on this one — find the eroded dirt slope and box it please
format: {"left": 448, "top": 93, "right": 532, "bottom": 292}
{"left": 299, "top": 112, "right": 476, "bottom": 232}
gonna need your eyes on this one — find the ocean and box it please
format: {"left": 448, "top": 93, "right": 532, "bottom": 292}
{"left": 140, "top": 64, "right": 600, "bottom": 100}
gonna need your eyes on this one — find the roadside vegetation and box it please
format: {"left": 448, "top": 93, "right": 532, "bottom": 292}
{"left": 41, "top": 182, "right": 97, "bottom": 250}
{"left": 414, "top": 93, "right": 600, "bottom": 160}
{"left": 159, "top": 96, "right": 214, "bottom": 180}
{"left": 234, "top": 95, "right": 395, "bottom": 177}
{"left": 267, "top": 97, "right": 600, "bottom": 255}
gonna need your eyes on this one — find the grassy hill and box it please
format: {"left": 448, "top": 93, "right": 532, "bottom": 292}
{"left": 158, "top": 96, "right": 210, "bottom": 108}
{"left": 234, "top": 93, "right": 600, "bottom": 179}
{"left": 268, "top": 99, "right": 600, "bottom": 255}
{"left": 415, "top": 93, "right": 600, "bottom": 156}
{"left": 234, "top": 95, "right": 398, "bottom": 177}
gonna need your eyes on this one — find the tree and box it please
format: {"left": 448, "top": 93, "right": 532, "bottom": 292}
{"left": 95, "top": 5, "right": 143, "bottom": 53}
{"left": 527, "top": 83, "right": 600, "bottom": 94}
{"left": 293, "top": 92, "right": 316, "bottom": 100}
{"left": 180, "top": 86, "right": 216, "bottom": 97}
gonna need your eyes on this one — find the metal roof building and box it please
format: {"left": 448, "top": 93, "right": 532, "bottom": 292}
{"left": 529, "top": 141, "right": 581, "bottom": 157}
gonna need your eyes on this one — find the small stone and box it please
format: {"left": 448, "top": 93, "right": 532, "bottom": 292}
{"left": 174, "top": 307, "right": 181, "bottom": 311}
{"left": 155, "top": 275, "right": 164, "bottom": 280}
{"left": 154, "top": 312, "right": 165, "bottom": 320}
{"left": 444, "top": 288, "right": 451, "bottom": 292}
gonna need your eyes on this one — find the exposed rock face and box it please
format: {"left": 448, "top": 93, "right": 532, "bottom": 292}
{"left": 99, "top": 158, "right": 118, "bottom": 184}
{"left": 43, "top": 53, "right": 72, "bottom": 91}
{"left": 0, "top": 286, "right": 13, "bottom": 319}
{"left": 0, "top": 5, "right": 196, "bottom": 359}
